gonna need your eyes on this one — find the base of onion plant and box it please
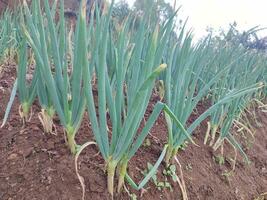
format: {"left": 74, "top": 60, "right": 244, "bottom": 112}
{"left": 164, "top": 115, "right": 192, "bottom": 166}
{"left": 19, "top": 102, "right": 31, "bottom": 124}
{"left": 164, "top": 145, "right": 179, "bottom": 167}
{"left": 213, "top": 137, "right": 225, "bottom": 151}
{"left": 38, "top": 107, "right": 55, "bottom": 134}
{"left": 205, "top": 122, "right": 250, "bottom": 163}
{"left": 107, "top": 159, "right": 118, "bottom": 196}
{"left": 66, "top": 125, "right": 78, "bottom": 155}
{"left": 164, "top": 115, "right": 177, "bottom": 166}
{"left": 117, "top": 157, "right": 129, "bottom": 193}
{"left": 208, "top": 124, "right": 219, "bottom": 146}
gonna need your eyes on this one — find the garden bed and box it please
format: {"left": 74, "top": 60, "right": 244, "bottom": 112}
{"left": 0, "top": 64, "right": 266, "bottom": 200}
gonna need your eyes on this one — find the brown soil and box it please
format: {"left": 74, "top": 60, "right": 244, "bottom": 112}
{"left": 0, "top": 64, "right": 267, "bottom": 200}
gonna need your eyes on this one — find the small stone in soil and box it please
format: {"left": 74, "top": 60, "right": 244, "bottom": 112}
{"left": 7, "top": 153, "right": 18, "bottom": 160}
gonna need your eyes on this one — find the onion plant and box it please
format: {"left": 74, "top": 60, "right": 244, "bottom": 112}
{"left": 22, "top": 0, "right": 86, "bottom": 153}
{"left": 162, "top": 29, "right": 264, "bottom": 165}
{"left": 32, "top": 0, "right": 58, "bottom": 134}
{"left": 203, "top": 40, "right": 242, "bottom": 146}
{"left": 1, "top": 8, "right": 34, "bottom": 127}
{"left": 1, "top": 1, "right": 58, "bottom": 132}
{"left": 163, "top": 32, "right": 220, "bottom": 164}
{"left": 16, "top": 38, "right": 37, "bottom": 122}
{"left": 77, "top": 0, "right": 191, "bottom": 197}
{"left": 1, "top": 3, "right": 44, "bottom": 131}
{"left": 205, "top": 43, "right": 266, "bottom": 158}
